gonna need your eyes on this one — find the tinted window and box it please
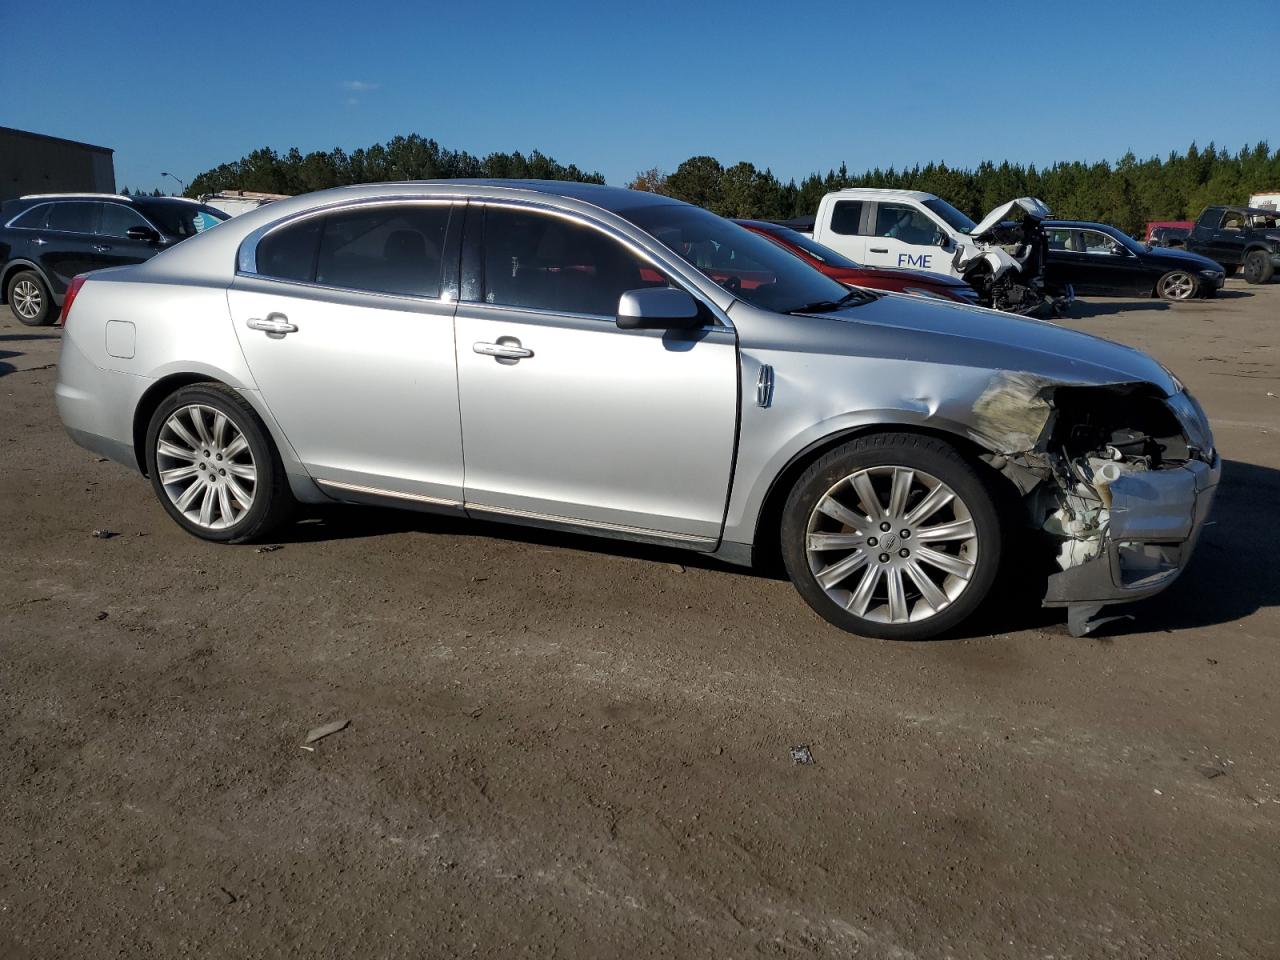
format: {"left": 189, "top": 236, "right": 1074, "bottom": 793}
{"left": 620, "top": 203, "right": 857, "bottom": 315}
{"left": 828, "top": 200, "right": 863, "bottom": 235}
{"left": 45, "top": 201, "right": 98, "bottom": 234}
{"left": 874, "top": 203, "right": 941, "bottom": 244}
{"left": 132, "top": 200, "right": 227, "bottom": 237}
{"left": 100, "top": 203, "right": 151, "bottom": 238}
{"left": 1196, "top": 208, "right": 1222, "bottom": 228}
{"left": 256, "top": 218, "right": 322, "bottom": 282}
{"left": 481, "top": 207, "right": 667, "bottom": 316}
{"left": 315, "top": 204, "right": 450, "bottom": 297}
{"left": 9, "top": 204, "right": 50, "bottom": 229}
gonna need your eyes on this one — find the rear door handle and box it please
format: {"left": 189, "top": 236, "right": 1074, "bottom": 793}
{"left": 473, "top": 340, "right": 533, "bottom": 360}
{"left": 247, "top": 313, "right": 298, "bottom": 335}
{"left": 92, "top": 243, "right": 112, "bottom": 253}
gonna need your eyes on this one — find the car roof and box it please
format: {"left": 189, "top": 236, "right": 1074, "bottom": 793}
{"left": 350, "top": 179, "right": 682, "bottom": 214}
{"left": 1043, "top": 219, "right": 1121, "bottom": 230}
{"left": 825, "top": 187, "right": 936, "bottom": 202}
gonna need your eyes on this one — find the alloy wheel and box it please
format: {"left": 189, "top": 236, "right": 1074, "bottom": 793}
{"left": 804, "top": 465, "right": 979, "bottom": 624}
{"left": 12, "top": 279, "right": 42, "bottom": 320}
{"left": 155, "top": 403, "right": 257, "bottom": 530}
{"left": 1159, "top": 271, "right": 1195, "bottom": 300}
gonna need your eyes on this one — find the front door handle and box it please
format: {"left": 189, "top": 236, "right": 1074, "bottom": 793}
{"left": 247, "top": 313, "right": 298, "bottom": 335}
{"left": 473, "top": 340, "right": 533, "bottom": 360}
{"left": 869, "top": 247, "right": 889, "bottom": 254}
{"left": 32, "top": 237, "right": 48, "bottom": 246}
{"left": 92, "top": 243, "right": 112, "bottom": 253}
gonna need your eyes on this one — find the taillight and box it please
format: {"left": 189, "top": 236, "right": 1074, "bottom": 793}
{"left": 59, "top": 274, "right": 87, "bottom": 326}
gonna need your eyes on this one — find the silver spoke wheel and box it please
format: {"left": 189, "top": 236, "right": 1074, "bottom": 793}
{"left": 1159, "top": 272, "right": 1194, "bottom": 300}
{"left": 805, "top": 465, "right": 979, "bottom": 625}
{"left": 12, "top": 279, "right": 42, "bottom": 319}
{"left": 155, "top": 403, "right": 256, "bottom": 530}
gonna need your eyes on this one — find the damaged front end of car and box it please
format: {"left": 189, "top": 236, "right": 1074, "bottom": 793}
{"left": 970, "top": 371, "right": 1220, "bottom": 636}
{"left": 955, "top": 197, "right": 1073, "bottom": 317}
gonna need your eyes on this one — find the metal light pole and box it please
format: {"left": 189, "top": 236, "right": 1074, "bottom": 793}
{"left": 160, "top": 171, "right": 188, "bottom": 195}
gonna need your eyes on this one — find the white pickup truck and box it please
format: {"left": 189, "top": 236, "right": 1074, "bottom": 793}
{"left": 809, "top": 188, "right": 1068, "bottom": 314}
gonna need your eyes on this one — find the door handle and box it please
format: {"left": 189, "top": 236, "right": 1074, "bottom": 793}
{"left": 869, "top": 247, "right": 889, "bottom": 254}
{"left": 92, "top": 243, "right": 112, "bottom": 253}
{"left": 473, "top": 340, "right": 533, "bottom": 360}
{"left": 247, "top": 313, "right": 298, "bottom": 335}
{"left": 32, "top": 237, "right": 48, "bottom": 246}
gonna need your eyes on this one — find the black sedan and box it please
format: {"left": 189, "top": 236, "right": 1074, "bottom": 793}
{"left": 1044, "top": 220, "right": 1225, "bottom": 301}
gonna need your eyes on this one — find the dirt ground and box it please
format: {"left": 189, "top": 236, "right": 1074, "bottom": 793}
{"left": 2, "top": 282, "right": 1278, "bottom": 959}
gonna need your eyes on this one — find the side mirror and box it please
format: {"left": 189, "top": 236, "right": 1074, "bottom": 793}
{"left": 127, "top": 226, "right": 161, "bottom": 243}
{"left": 616, "top": 288, "right": 703, "bottom": 330}
{"left": 1111, "top": 244, "right": 1128, "bottom": 256}
{"left": 935, "top": 231, "right": 951, "bottom": 249}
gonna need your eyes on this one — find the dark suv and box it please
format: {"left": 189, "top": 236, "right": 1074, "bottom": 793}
{"left": 1, "top": 193, "right": 228, "bottom": 325}
{"left": 1184, "top": 205, "right": 1280, "bottom": 284}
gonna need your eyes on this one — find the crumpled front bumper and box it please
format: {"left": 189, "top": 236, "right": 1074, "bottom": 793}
{"left": 1043, "top": 454, "right": 1221, "bottom": 635}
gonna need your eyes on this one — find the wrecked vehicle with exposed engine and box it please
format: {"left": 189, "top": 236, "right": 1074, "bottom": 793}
{"left": 809, "top": 188, "right": 1071, "bottom": 315}
{"left": 53, "top": 180, "right": 1218, "bottom": 642}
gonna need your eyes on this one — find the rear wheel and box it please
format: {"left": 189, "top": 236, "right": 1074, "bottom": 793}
{"left": 781, "top": 433, "right": 1003, "bottom": 640}
{"left": 1156, "top": 270, "right": 1198, "bottom": 301}
{"left": 144, "top": 383, "right": 294, "bottom": 543}
{"left": 6, "top": 270, "right": 54, "bottom": 326}
{"left": 1242, "top": 250, "right": 1274, "bottom": 284}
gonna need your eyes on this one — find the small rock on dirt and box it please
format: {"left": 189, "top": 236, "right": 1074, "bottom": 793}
{"left": 94, "top": 611, "right": 108, "bottom": 621}
{"left": 255, "top": 544, "right": 283, "bottom": 554}
{"left": 91, "top": 529, "right": 116, "bottom": 539}
{"left": 790, "top": 745, "right": 814, "bottom": 765}
{"left": 304, "top": 719, "right": 350, "bottom": 744}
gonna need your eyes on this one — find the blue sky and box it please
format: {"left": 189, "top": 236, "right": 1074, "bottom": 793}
{"left": 3, "top": 0, "right": 1277, "bottom": 193}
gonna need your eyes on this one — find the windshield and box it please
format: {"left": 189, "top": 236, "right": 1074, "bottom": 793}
{"left": 134, "top": 200, "right": 228, "bottom": 238}
{"left": 761, "top": 226, "right": 862, "bottom": 269}
{"left": 923, "top": 198, "right": 976, "bottom": 235}
{"left": 620, "top": 204, "right": 856, "bottom": 314}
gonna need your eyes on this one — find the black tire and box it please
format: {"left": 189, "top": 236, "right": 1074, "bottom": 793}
{"left": 1242, "top": 250, "right": 1275, "bottom": 285}
{"left": 6, "top": 270, "right": 55, "bottom": 326}
{"left": 780, "top": 433, "right": 1003, "bottom": 641}
{"left": 1222, "top": 264, "right": 1238, "bottom": 278}
{"left": 1155, "top": 269, "right": 1199, "bottom": 301}
{"left": 144, "top": 382, "right": 294, "bottom": 543}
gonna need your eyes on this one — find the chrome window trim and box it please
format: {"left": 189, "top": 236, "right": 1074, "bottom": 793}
{"left": 469, "top": 198, "right": 734, "bottom": 331}
{"left": 232, "top": 271, "right": 455, "bottom": 308}
{"left": 3, "top": 198, "right": 164, "bottom": 238}
{"left": 456, "top": 297, "right": 736, "bottom": 337}
{"left": 4, "top": 202, "right": 54, "bottom": 230}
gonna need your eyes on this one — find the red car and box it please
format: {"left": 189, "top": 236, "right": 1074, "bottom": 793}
{"left": 733, "top": 219, "right": 979, "bottom": 304}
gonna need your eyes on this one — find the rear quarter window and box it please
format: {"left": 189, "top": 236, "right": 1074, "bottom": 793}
{"left": 7, "top": 204, "right": 50, "bottom": 229}
{"left": 255, "top": 218, "right": 322, "bottom": 282}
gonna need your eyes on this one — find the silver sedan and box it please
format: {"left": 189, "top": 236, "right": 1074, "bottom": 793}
{"left": 55, "top": 181, "right": 1219, "bottom": 640}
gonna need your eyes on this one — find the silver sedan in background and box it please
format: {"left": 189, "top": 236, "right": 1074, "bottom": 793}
{"left": 55, "top": 181, "right": 1219, "bottom": 640}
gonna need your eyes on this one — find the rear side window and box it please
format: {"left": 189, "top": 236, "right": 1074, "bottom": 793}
{"left": 100, "top": 203, "right": 152, "bottom": 238}
{"left": 256, "top": 218, "right": 322, "bottom": 282}
{"left": 45, "top": 201, "right": 99, "bottom": 234}
{"left": 316, "top": 204, "right": 450, "bottom": 297}
{"left": 480, "top": 207, "right": 666, "bottom": 317}
{"left": 828, "top": 200, "right": 863, "bottom": 235}
{"left": 8, "top": 204, "right": 50, "bottom": 229}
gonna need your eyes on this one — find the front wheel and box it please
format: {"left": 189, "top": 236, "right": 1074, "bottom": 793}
{"left": 1156, "top": 270, "right": 1198, "bottom": 301}
{"left": 781, "top": 433, "right": 1003, "bottom": 640}
{"left": 144, "top": 382, "right": 294, "bottom": 543}
{"left": 1242, "top": 250, "right": 1275, "bottom": 285}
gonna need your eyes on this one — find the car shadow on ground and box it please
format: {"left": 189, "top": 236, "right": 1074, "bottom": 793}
{"left": 1068, "top": 299, "right": 1172, "bottom": 318}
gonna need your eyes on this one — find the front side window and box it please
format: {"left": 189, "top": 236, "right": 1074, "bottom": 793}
{"left": 480, "top": 207, "right": 667, "bottom": 316}
{"left": 100, "top": 203, "right": 152, "bottom": 238}
{"left": 620, "top": 202, "right": 856, "bottom": 314}
{"left": 874, "top": 203, "right": 941, "bottom": 245}
{"left": 134, "top": 200, "right": 229, "bottom": 238}
{"left": 316, "top": 204, "right": 450, "bottom": 297}
{"left": 45, "top": 201, "right": 99, "bottom": 234}
{"left": 1081, "top": 230, "right": 1120, "bottom": 255}
{"left": 1221, "top": 211, "right": 1244, "bottom": 231}
{"left": 828, "top": 200, "right": 863, "bottom": 236}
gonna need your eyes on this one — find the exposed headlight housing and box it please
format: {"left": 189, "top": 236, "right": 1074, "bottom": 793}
{"left": 1165, "top": 389, "right": 1215, "bottom": 462}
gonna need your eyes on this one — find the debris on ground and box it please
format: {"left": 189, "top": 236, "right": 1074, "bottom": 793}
{"left": 304, "top": 718, "right": 350, "bottom": 745}
{"left": 790, "top": 745, "right": 814, "bottom": 765}
{"left": 255, "top": 544, "right": 283, "bottom": 554}
{"left": 95, "top": 611, "right": 108, "bottom": 621}
{"left": 1198, "top": 766, "right": 1227, "bottom": 780}
{"left": 91, "top": 529, "right": 116, "bottom": 539}
{"left": 217, "top": 886, "right": 237, "bottom": 904}
{"left": 669, "top": 563, "right": 686, "bottom": 573}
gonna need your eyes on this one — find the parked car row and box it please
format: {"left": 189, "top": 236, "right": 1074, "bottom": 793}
{"left": 53, "top": 180, "right": 1220, "bottom": 641}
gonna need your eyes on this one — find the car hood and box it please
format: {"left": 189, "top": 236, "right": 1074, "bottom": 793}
{"left": 1139, "top": 245, "right": 1225, "bottom": 271}
{"left": 969, "top": 197, "right": 1053, "bottom": 239}
{"left": 758, "top": 295, "right": 1177, "bottom": 395}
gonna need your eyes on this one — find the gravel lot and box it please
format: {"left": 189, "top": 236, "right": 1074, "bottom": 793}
{"left": 2, "top": 283, "right": 1278, "bottom": 959}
